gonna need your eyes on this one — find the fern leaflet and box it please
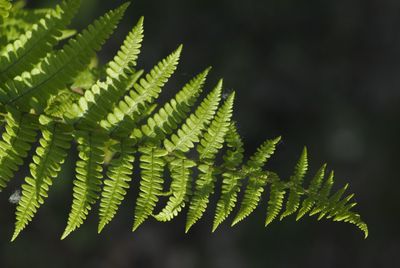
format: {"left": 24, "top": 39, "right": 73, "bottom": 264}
{"left": 0, "top": 107, "right": 38, "bottom": 190}
{"left": 62, "top": 131, "right": 107, "bottom": 239}
{"left": 154, "top": 156, "right": 195, "bottom": 222}
{"left": 232, "top": 137, "right": 281, "bottom": 226}
{"left": 98, "top": 138, "right": 135, "bottom": 233}
{"left": 164, "top": 80, "right": 222, "bottom": 153}
{"left": 133, "top": 144, "right": 167, "bottom": 231}
{"left": 280, "top": 147, "right": 308, "bottom": 219}
{"left": 12, "top": 122, "right": 72, "bottom": 241}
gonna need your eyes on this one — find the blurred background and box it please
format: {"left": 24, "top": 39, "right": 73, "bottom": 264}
{"left": 1, "top": 0, "right": 398, "bottom": 267}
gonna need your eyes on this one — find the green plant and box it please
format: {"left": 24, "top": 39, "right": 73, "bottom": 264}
{"left": 0, "top": 0, "right": 368, "bottom": 242}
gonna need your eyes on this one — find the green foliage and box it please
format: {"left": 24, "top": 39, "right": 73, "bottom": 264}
{"left": 0, "top": 0, "right": 368, "bottom": 241}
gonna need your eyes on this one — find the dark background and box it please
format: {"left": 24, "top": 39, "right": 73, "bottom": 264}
{"left": 1, "top": 0, "right": 398, "bottom": 267}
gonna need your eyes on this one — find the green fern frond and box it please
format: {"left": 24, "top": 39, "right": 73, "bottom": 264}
{"left": 104, "top": 45, "right": 182, "bottom": 136}
{"left": 198, "top": 92, "right": 235, "bottom": 160}
{"left": 265, "top": 177, "right": 286, "bottom": 226}
{"left": 231, "top": 172, "right": 268, "bottom": 227}
{"left": 154, "top": 156, "right": 196, "bottom": 222}
{"left": 296, "top": 164, "right": 326, "bottom": 220}
{"left": 164, "top": 80, "right": 222, "bottom": 153}
{"left": 12, "top": 122, "right": 72, "bottom": 241}
{"left": 184, "top": 93, "right": 235, "bottom": 231}
{"left": 62, "top": 131, "right": 107, "bottom": 240}
{"left": 212, "top": 123, "right": 244, "bottom": 232}
{"left": 309, "top": 171, "right": 334, "bottom": 216}
{"left": 0, "top": 107, "right": 38, "bottom": 190}
{"left": 66, "top": 16, "right": 144, "bottom": 126}
{"left": 232, "top": 137, "right": 281, "bottom": 226}
{"left": 0, "top": 2, "right": 128, "bottom": 111}
{"left": 106, "top": 16, "right": 143, "bottom": 79}
{"left": 98, "top": 138, "right": 135, "bottom": 233}
{"left": 0, "top": 0, "right": 81, "bottom": 83}
{"left": 280, "top": 147, "right": 308, "bottom": 220}
{"left": 139, "top": 67, "right": 211, "bottom": 141}
{"left": 185, "top": 165, "right": 215, "bottom": 232}
{"left": 133, "top": 144, "right": 167, "bottom": 231}
{"left": 0, "top": 1, "right": 368, "bottom": 241}
{"left": 245, "top": 137, "right": 282, "bottom": 171}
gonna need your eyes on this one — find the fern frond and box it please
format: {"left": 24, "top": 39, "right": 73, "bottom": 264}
{"left": 154, "top": 156, "right": 195, "bottom": 222}
{"left": 306, "top": 170, "right": 368, "bottom": 237}
{"left": 232, "top": 137, "right": 281, "bottom": 226}
{"left": 69, "top": 71, "right": 143, "bottom": 128}
{"left": 0, "top": 0, "right": 81, "bottom": 82}
{"left": 0, "top": 3, "right": 128, "bottom": 111}
{"left": 62, "top": 131, "right": 107, "bottom": 240}
{"left": 103, "top": 46, "right": 182, "bottom": 136}
{"left": 280, "top": 147, "right": 308, "bottom": 220}
{"left": 212, "top": 124, "right": 244, "bottom": 232}
{"left": 106, "top": 16, "right": 143, "bottom": 79}
{"left": 0, "top": 107, "right": 38, "bottom": 191}
{"left": 184, "top": 94, "right": 235, "bottom": 231}
{"left": 342, "top": 212, "right": 368, "bottom": 238}
{"left": 0, "top": 0, "right": 368, "bottom": 241}
{"left": 185, "top": 165, "right": 215, "bottom": 232}
{"left": 164, "top": 80, "right": 222, "bottom": 153}
{"left": 66, "top": 16, "right": 144, "bottom": 125}
{"left": 265, "top": 177, "right": 286, "bottom": 226}
{"left": 198, "top": 92, "right": 235, "bottom": 160}
{"left": 139, "top": 68, "right": 210, "bottom": 141}
{"left": 231, "top": 172, "right": 268, "bottom": 227}
{"left": 309, "top": 171, "right": 334, "bottom": 216}
{"left": 296, "top": 164, "right": 326, "bottom": 220}
{"left": 132, "top": 144, "right": 167, "bottom": 231}
{"left": 245, "top": 137, "right": 282, "bottom": 171}
{"left": 260, "top": 150, "right": 368, "bottom": 237}
{"left": 317, "top": 184, "right": 348, "bottom": 220}
{"left": 98, "top": 138, "right": 135, "bottom": 233}
{"left": 12, "top": 122, "right": 72, "bottom": 241}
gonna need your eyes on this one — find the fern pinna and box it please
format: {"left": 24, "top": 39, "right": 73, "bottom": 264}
{"left": 0, "top": 0, "right": 368, "bottom": 241}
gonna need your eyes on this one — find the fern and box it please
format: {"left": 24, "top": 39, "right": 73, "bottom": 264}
{"left": 154, "top": 156, "right": 195, "bottom": 222}
{"left": 62, "top": 130, "right": 107, "bottom": 239}
{"left": 0, "top": 106, "right": 38, "bottom": 190}
{"left": 164, "top": 80, "right": 222, "bottom": 153}
{"left": 186, "top": 95, "right": 236, "bottom": 231}
{"left": 12, "top": 121, "right": 72, "bottom": 241}
{"left": 265, "top": 176, "right": 286, "bottom": 226}
{"left": 0, "top": 0, "right": 368, "bottom": 241}
{"left": 232, "top": 137, "right": 281, "bottom": 226}
{"left": 0, "top": 0, "right": 81, "bottom": 83}
{"left": 66, "top": 16, "right": 144, "bottom": 127}
{"left": 98, "top": 138, "right": 135, "bottom": 233}
{"left": 133, "top": 144, "right": 167, "bottom": 231}
{"left": 138, "top": 67, "right": 210, "bottom": 141}
{"left": 212, "top": 122, "right": 245, "bottom": 231}
{"left": 0, "top": 2, "right": 128, "bottom": 111}
{"left": 280, "top": 147, "right": 308, "bottom": 219}
{"left": 110, "top": 46, "right": 181, "bottom": 137}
